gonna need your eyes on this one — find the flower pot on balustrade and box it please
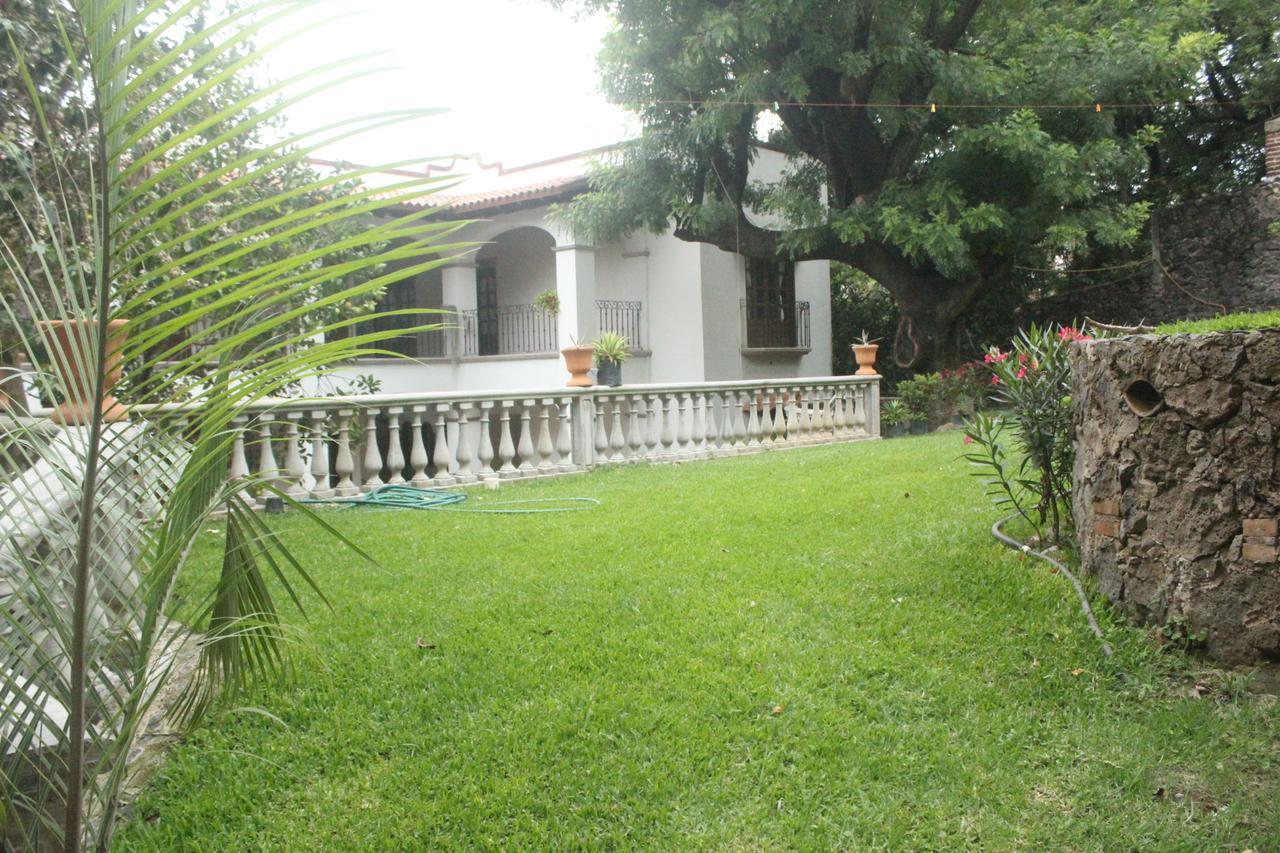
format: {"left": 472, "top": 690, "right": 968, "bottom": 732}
{"left": 561, "top": 344, "right": 595, "bottom": 387}
{"left": 596, "top": 358, "right": 622, "bottom": 388}
{"left": 37, "top": 318, "right": 129, "bottom": 425}
{"left": 852, "top": 343, "right": 879, "bottom": 376}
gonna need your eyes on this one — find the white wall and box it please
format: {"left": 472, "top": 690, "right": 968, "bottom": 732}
{"left": 643, "top": 228, "right": 706, "bottom": 382}
{"left": 483, "top": 226, "right": 556, "bottom": 306}
{"left": 699, "top": 245, "right": 745, "bottom": 381}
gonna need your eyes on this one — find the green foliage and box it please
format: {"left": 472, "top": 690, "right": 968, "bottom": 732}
{"left": 878, "top": 398, "right": 910, "bottom": 427}
{"left": 895, "top": 373, "right": 940, "bottom": 424}
{"left": 1155, "top": 310, "right": 1280, "bottom": 335}
{"left": 962, "top": 324, "right": 1085, "bottom": 543}
{"left": 115, "top": 439, "right": 1280, "bottom": 849}
{"left": 0, "top": 0, "right": 390, "bottom": 399}
{"left": 558, "top": 0, "right": 1221, "bottom": 368}
{"left": 592, "top": 331, "right": 630, "bottom": 365}
{"left": 0, "top": 2, "right": 465, "bottom": 848}
{"left": 532, "top": 289, "right": 561, "bottom": 315}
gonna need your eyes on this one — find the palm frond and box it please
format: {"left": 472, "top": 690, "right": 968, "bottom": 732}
{"left": 0, "top": 0, "right": 470, "bottom": 848}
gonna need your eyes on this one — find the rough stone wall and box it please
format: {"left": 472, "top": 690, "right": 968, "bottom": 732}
{"left": 1026, "top": 182, "right": 1280, "bottom": 326}
{"left": 1071, "top": 330, "right": 1280, "bottom": 663}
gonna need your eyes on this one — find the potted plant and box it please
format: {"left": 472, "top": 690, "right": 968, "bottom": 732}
{"left": 851, "top": 330, "right": 880, "bottom": 375}
{"left": 593, "top": 331, "right": 630, "bottom": 387}
{"left": 37, "top": 317, "right": 130, "bottom": 425}
{"left": 879, "top": 399, "right": 909, "bottom": 438}
{"left": 533, "top": 288, "right": 560, "bottom": 315}
{"left": 534, "top": 290, "right": 593, "bottom": 387}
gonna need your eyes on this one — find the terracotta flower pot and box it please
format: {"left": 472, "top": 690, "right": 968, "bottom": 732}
{"left": 852, "top": 343, "right": 879, "bottom": 376}
{"left": 561, "top": 345, "right": 595, "bottom": 387}
{"left": 37, "top": 318, "right": 129, "bottom": 425}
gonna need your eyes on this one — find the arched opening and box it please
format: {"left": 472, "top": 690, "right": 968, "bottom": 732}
{"left": 473, "top": 227, "right": 557, "bottom": 355}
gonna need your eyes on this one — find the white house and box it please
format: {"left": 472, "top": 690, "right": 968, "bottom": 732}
{"left": 317, "top": 146, "right": 833, "bottom": 395}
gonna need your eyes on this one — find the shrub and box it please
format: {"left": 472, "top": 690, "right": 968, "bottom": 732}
{"left": 962, "top": 324, "right": 1088, "bottom": 544}
{"left": 896, "top": 373, "right": 938, "bottom": 423}
{"left": 879, "top": 399, "right": 909, "bottom": 427}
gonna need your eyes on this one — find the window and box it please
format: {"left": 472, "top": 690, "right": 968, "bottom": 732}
{"left": 744, "top": 257, "right": 797, "bottom": 348}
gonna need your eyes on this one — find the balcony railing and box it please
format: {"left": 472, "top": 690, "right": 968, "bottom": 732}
{"left": 741, "top": 299, "right": 811, "bottom": 350}
{"left": 596, "top": 300, "right": 643, "bottom": 348}
{"left": 461, "top": 304, "right": 558, "bottom": 357}
{"left": 136, "top": 376, "right": 878, "bottom": 498}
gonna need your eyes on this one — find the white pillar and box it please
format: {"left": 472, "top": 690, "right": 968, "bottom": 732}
{"left": 553, "top": 236, "right": 597, "bottom": 349}
{"left": 442, "top": 262, "right": 478, "bottom": 356}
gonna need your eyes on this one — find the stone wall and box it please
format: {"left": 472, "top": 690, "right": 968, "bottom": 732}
{"left": 1071, "top": 330, "right": 1280, "bottom": 663}
{"left": 1026, "top": 182, "right": 1280, "bottom": 326}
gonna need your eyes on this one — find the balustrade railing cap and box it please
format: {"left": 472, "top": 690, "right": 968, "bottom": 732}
{"left": 77, "top": 374, "right": 877, "bottom": 419}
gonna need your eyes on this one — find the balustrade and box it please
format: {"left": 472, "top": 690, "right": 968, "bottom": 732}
{"left": 132, "top": 376, "right": 876, "bottom": 500}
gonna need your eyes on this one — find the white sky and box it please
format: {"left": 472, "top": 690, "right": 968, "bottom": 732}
{"left": 261, "top": 0, "right": 634, "bottom": 168}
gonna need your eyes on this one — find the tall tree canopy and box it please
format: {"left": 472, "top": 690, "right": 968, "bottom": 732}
{"left": 1, "top": 0, "right": 390, "bottom": 407}
{"left": 559, "top": 0, "right": 1223, "bottom": 368}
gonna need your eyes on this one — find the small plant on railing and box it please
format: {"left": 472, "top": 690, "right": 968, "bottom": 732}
{"left": 854, "top": 329, "right": 880, "bottom": 346}
{"left": 592, "top": 332, "right": 630, "bottom": 387}
{"left": 592, "top": 332, "right": 630, "bottom": 366}
{"left": 961, "top": 323, "right": 1088, "bottom": 545}
{"left": 533, "top": 289, "right": 561, "bottom": 315}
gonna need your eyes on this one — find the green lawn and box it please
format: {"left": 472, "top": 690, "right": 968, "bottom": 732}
{"left": 1155, "top": 309, "right": 1280, "bottom": 335}
{"left": 118, "top": 433, "right": 1280, "bottom": 850}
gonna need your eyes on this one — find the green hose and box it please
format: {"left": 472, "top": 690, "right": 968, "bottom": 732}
{"left": 304, "top": 483, "right": 600, "bottom": 514}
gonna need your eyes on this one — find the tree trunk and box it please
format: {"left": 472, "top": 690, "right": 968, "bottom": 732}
{"left": 851, "top": 246, "right": 987, "bottom": 372}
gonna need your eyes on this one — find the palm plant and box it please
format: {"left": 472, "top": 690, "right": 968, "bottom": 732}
{"left": 0, "top": 1, "right": 467, "bottom": 849}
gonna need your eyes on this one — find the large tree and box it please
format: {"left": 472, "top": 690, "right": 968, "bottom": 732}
{"left": 1, "top": 0, "right": 391, "bottom": 409}
{"left": 559, "top": 0, "right": 1215, "bottom": 368}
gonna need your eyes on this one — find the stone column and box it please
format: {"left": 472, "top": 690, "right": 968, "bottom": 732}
{"left": 553, "top": 234, "right": 597, "bottom": 350}
{"left": 442, "top": 262, "right": 478, "bottom": 357}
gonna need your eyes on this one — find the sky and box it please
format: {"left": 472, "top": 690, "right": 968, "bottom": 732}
{"left": 261, "top": 0, "right": 633, "bottom": 169}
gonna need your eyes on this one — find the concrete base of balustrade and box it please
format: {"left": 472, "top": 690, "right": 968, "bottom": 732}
{"left": 1072, "top": 331, "right": 1280, "bottom": 664}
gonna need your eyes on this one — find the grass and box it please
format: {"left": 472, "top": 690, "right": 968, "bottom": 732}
{"left": 1155, "top": 309, "right": 1280, "bottom": 335}
{"left": 117, "top": 433, "right": 1280, "bottom": 850}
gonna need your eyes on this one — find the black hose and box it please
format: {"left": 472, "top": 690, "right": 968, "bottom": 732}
{"left": 991, "top": 514, "right": 1114, "bottom": 658}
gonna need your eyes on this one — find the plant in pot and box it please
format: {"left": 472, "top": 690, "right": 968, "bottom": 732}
{"left": 851, "top": 330, "right": 880, "bottom": 376}
{"left": 535, "top": 290, "right": 593, "bottom": 387}
{"left": 896, "top": 374, "right": 935, "bottom": 434}
{"left": 879, "top": 399, "right": 909, "bottom": 438}
{"left": 593, "top": 331, "right": 630, "bottom": 387}
{"left": 533, "top": 288, "right": 560, "bottom": 316}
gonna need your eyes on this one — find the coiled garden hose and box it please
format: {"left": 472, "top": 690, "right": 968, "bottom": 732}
{"left": 304, "top": 483, "right": 600, "bottom": 514}
{"left": 992, "top": 514, "right": 1114, "bottom": 658}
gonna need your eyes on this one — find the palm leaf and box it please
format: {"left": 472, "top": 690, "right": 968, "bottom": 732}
{"left": 0, "top": 1, "right": 469, "bottom": 848}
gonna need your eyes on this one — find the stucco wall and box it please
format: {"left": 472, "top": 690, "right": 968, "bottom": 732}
{"left": 1071, "top": 331, "right": 1280, "bottom": 663}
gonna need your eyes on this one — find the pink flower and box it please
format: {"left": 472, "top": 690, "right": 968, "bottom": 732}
{"left": 964, "top": 435, "right": 974, "bottom": 445}
{"left": 1016, "top": 367, "right": 1027, "bottom": 379}
{"left": 991, "top": 375, "right": 1000, "bottom": 385}
{"left": 1059, "top": 326, "right": 1076, "bottom": 340}
{"left": 983, "top": 353, "right": 993, "bottom": 364}
{"left": 1018, "top": 353, "right": 1028, "bottom": 364}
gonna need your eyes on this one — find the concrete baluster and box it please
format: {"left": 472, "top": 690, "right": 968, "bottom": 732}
{"left": 333, "top": 409, "right": 359, "bottom": 496}
{"left": 408, "top": 405, "right": 430, "bottom": 486}
{"left": 433, "top": 404, "right": 456, "bottom": 486}
{"left": 384, "top": 407, "right": 406, "bottom": 484}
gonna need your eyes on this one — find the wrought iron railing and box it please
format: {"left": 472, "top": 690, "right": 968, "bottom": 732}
{"left": 461, "top": 304, "right": 558, "bottom": 356}
{"left": 596, "top": 300, "right": 643, "bottom": 348}
{"left": 741, "top": 299, "right": 811, "bottom": 349}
